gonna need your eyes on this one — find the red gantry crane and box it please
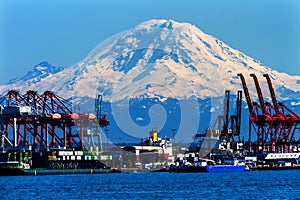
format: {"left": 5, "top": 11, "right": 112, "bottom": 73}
{"left": 237, "top": 73, "right": 300, "bottom": 153}
{"left": 0, "top": 90, "right": 110, "bottom": 151}
{"left": 263, "top": 74, "right": 299, "bottom": 152}
{"left": 249, "top": 73, "right": 273, "bottom": 152}
{"left": 237, "top": 73, "right": 259, "bottom": 152}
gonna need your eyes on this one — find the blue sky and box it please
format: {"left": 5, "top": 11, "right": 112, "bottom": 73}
{"left": 0, "top": 0, "right": 299, "bottom": 84}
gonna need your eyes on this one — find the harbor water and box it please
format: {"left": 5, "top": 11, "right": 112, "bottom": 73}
{"left": 1, "top": 170, "right": 299, "bottom": 199}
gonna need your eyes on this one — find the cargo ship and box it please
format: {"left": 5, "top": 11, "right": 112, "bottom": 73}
{"left": 0, "top": 148, "right": 119, "bottom": 176}
{"left": 118, "top": 128, "right": 175, "bottom": 172}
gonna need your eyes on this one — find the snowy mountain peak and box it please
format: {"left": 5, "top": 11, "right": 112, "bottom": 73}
{"left": 1, "top": 19, "right": 300, "bottom": 103}
{"left": 7, "top": 61, "right": 64, "bottom": 85}
{"left": 136, "top": 19, "right": 191, "bottom": 30}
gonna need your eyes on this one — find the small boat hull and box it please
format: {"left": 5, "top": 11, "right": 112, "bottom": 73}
{"left": 169, "top": 165, "right": 207, "bottom": 173}
{"left": 0, "top": 167, "right": 28, "bottom": 176}
{"left": 205, "top": 165, "right": 246, "bottom": 173}
{"left": 0, "top": 167, "right": 119, "bottom": 176}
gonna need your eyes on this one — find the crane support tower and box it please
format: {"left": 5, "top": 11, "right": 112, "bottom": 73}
{"left": 217, "top": 90, "right": 243, "bottom": 152}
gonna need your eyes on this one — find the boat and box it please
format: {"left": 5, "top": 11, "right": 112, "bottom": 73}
{"left": 0, "top": 163, "right": 117, "bottom": 176}
{"left": 169, "top": 163, "right": 207, "bottom": 173}
{"left": 0, "top": 161, "right": 28, "bottom": 176}
{"left": 249, "top": 152, "right": 300, "bottom": 171}
{"left": 169, "top": 164, "right": 246, "bottom": 173}
{"left": 205, "top": 165, "right": 246, "bottom": 172}
{"left": 0, "top": 149, "right": 119, "bottom": 176}
{"left": 120, "top": 128, "right": 175, "bottom": 172}
{"left": 169, "top": 157, "right": 247, "bottom": 173}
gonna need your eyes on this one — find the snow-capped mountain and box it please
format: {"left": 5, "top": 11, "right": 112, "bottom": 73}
{"left": 7, "top": 61, "right": 64, "bottom": 85}
{"left": 1, "top": 19, "right": 300, "bottom": 142}
{"left": 1, "top": 19, "right": 299, "bottom": 103}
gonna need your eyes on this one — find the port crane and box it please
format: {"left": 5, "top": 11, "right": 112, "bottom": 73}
{"left": 263, "top": 74, "right": 299, "bottom": 152}
{"left": 229, "top": 90, "right": 243, "bottom": 143}
{"left": 249, "top": 73, "right": 273, "bottom": 152}
{"left": 93, "top": 94, "right": 110, "bottom": 151}
{"left": 95, "top": 94, "right": 110, "bottom": 127}
{"left": 0, "top": 90, "right": 110, "bottom": 151}
{"left": 237, "top": 73, "right": 300, "bottom": 153}
{"left": 217, "top": 90, "right": 243, "bottom": 151}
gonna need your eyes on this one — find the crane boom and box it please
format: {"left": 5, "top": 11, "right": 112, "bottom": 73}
{"left": 250, "top": 73, "right": 267, "bottom": 115}
{"left": 237, "top": 73, "right": 254, "bottom": 115}
{"left": 263, "top": 74, "right": 279, "bottom": 112}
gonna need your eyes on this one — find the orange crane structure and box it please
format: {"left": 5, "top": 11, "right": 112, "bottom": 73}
{"left": 0, "top": 90, "right": 109, "bottom": 151}
{"left": 237, "top": 73, "right": 300, "bottom": 153}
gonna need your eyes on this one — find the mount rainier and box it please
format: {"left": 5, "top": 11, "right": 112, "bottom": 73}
{"left": 1, "top": 19, "right": 299, "bottom": 101}
{"left": 1, "top": 19, "right": 300, "bottom": 142}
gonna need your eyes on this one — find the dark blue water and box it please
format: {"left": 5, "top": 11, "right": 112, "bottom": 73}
{"left": 1, "top": 170, "right": 299, "bottom": 199}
